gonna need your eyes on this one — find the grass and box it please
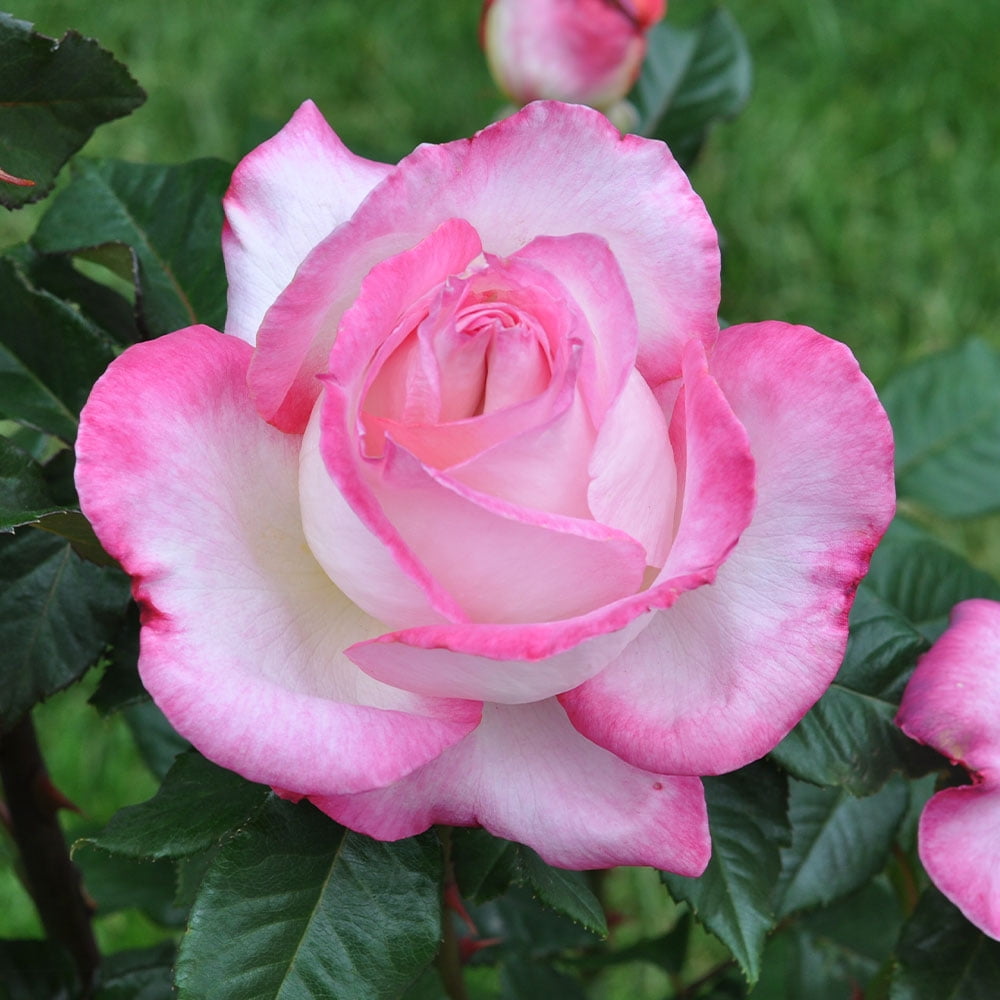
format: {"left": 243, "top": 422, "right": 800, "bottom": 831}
{"left": 2, "top": 0, "right": 999, "bottom": 986}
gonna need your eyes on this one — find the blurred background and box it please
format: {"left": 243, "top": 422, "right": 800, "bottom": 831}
{"left": 2, "top": 0, "right": 998, "bottom": 990}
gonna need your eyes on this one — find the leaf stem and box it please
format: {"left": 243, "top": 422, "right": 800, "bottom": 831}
{"left": 0, "top": 713, "right": 100, "bottom": 996}
{"left": 436, "top": 826, "right": 468, "bottom": 1000}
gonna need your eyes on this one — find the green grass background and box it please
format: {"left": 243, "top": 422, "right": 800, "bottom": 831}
{"left": 2, "top": 0, "right": 999, "bottom": 992}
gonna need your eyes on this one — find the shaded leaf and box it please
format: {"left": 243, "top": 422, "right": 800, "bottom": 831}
{"left": 0, "top": 436, "right": 69, "bottom": 531}
{"left": 0, "top": 529, "right": 129, "bottom": 725}
{"left": 752, "top": 879, "right": 903, "bottom": 1000}
{"left": 92, "top": 751, "right": 269, "bottom": 860}
{"left": 95, "top": 943, "right": 176, "bottom": 1000}
{"left": 468, "top": 886, "right": 599, "bottom": 966}
{"left": 0, "top": 14, "right": 144, "bottom": 208}
{"left": 662, "top": 762, "right": 789, "bottom": 984}
{"left": 73, "top": 843, "right": 186, "bottom": 927}
{"left": 773, "top": 777, "right": 909, "bottom": 918}
{"left": 635, "top": 8, "right": 752, "bottom": 168}
{"left": 122, "top": 700, "right": 191, "bottom": 780}
{"left": 515, "top": 848, "right": 607, "bottom": 937}
{"left": 0, "top": 255, "right": 118, "bottom": 442}
{"left": 500, "top": 958, "right": 586, "bottom": 1000}
{"left": 891, "top": 888, "right": 1000, "bottom": 1000}
{"left": 452, "top": 827, "right": 520, "bottom": 904}
{"left": 33, "top": 510, "right": 119, "bottom": 567}
{"left": 176, "top": 797, "right": 442, "bottom": 1000}
{"left": 89, "top": 601, "right": 146, "bottom": 715}
{"left": 0, "top": 939, "right": 77, "bottom": 1000}
{"left": 33, "top": 158, "right": 230, "bottom": 338}
{"left": 883, "top": 339, "right": 1000, "bottom": 518}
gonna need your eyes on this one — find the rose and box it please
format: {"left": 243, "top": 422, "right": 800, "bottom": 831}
{"left": 896, "top": 599, "right": 1000, "bottom": 940}
{"left": 481, "top": 0, "right": 666, "bottom": 116}
{"left": 76, "top": 100, "right": 894, "bottom": 872}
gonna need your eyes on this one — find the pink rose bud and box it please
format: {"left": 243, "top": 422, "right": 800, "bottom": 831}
{"left": 481, "top": 0, "right": 667, "bottom": 113}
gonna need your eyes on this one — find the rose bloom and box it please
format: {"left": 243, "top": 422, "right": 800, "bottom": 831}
{"left": 76, "top": 101, "right": 894, "bottom": 872}
{"left": 481, "top": 0, "right": 666, "bottom": 112}
{"left": 896, "top": 599, "right": 1000, "bottom": 939}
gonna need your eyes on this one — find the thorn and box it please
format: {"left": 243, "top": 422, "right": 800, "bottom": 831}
{"left": 0, "top": 798, "right": 11, "bottom": 833}
{"left": 458, "top": 936, "right": 503, "bottom": 963}
{"left": 0, "top": 167, "right": 35, "bottom": 187}
{"left": 444, "top": 881, "right": 478, "bottom": 935}
{"left": 33, "top": 774, "right": 82, "bottom": 816}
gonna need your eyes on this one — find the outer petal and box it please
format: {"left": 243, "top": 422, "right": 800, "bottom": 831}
{"left": 561, "top": 323, "right": 895, "bottom": 776}
{"left": 349, "top": 339, "right": 755, "bottom": 703}
{"left": 308, "top": 698, "right": 710, "bottom": 873}
{"left": 896, "top": 599, "right": 1000, "bottom": 939}
{"left": 251, "top": 101, "right": 719, "bottom": 430}
{"left": 897, "top": 599, "right": 1000, "bottom": 771}
{"left": 223, "top": 100, "right": 392, "bottom": 344}
{"left": 75, "top": 326, "right": 480, "bottom": 796}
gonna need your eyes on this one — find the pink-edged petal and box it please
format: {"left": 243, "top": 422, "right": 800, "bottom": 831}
{"left": 251, "top": 101, "right": 719, "bottom": 429}
{"left": 897, "top": 599, "right": 1000, "bottom": 772}
{"left": 223, "top": 101, "right": 392, "bottom": 345}
{"left": 588, "top": 368, "right": 676, "bottom": 566}
{"left": 896, "top": 599, "right": 1000, "bottom": 940}
{"left": 916, "top": 784, "right": 1000, "bottom": 940}
{"left": 561, "top": 323, "right": 894, "bottom": 776}
{"left": 308, "top": 698, "right": 710, "bottom": 873}
{"left": 75, "top": 326, "right": 480, "bottom": 797}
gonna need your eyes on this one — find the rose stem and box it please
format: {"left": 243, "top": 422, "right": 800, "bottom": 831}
{"left": 0, "top": 713, "right": 100, "bottom": 996}
{"left": 436, "top": 826, "right": 469, "bottom": 1000}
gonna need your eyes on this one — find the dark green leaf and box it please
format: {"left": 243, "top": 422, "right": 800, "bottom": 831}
{"left": 452, "top": 828, "right": 520, "bottom": 903}
{"left": 10, "top": 244, "right": 139, "bottom": 346}
{"left": 500, "top": 959, "right": 586, "bottom": 1000}
{"left": 891, "top": 888, "right": 1000, "bottom": 1000}
{"left": 0, "top": 436, "right": 69, "bottom": 531}
{"left": 662, "top": 762, "right": 789, "bottom": 984}
{"left": 635, "top": 8, "right": 752, "bottom": 169}
{"left": 0, "top": 529, "right": 129, "bottom": 725}
{"left": 400, "top": 965, "right": 448, "bottom": 1000}
{"left": 33, "top": 511, "right": 119, "bottom": 567}
{"left": 0, "top": 939, "right": 77, "bottom": 1000}
{"left": 73, "top": 843, "right": 187, "bottom": 927}
{"left": 122, "top": 700, "right": 191, "bottom": 780}
{"left": 95, "top": 943, "right": 176, "bottom": 1000}
{"left": 0, "top": 14, "right": 144, "bottom": 208}
{"left": 514, "top": 849, "right": 607, "bottom": 938}
{"left": 469, "top": 886, "right": 599, "bottom": 963}
{"left": 92, "top": 751, "right": 269, "bottom": 860}
{"left": 176, "top": 797, "right": 443, "bottom": 1000}
{"left": 771, "top": 529, "right": 999, "bottom": 793}
{"left": 751, "top": 879, "right": 903, "bottom": 1000}
{"left": 0, "top": 255, "right": 118, "bottom": 442}
{"left": 883, "top": 340, "right": 1000, "bottom": 518}
{"left": 33, "top": 158, "right": 230, "bottom": 338}
{"left": 773, "top": 777, "right": 909, "bottom": 918}
{"left": 89, "top": 601, "right": 146, "bottom": 715}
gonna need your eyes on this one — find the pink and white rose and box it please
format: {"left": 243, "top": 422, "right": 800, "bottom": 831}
{"left": 896, "top": 599, "right": 1000, "bottom": 940}
{"left": 481, "top": 0, "right": 666, "bottom": 114}
{"left": 76, "top": 100, "right": 894, "bottom": 872}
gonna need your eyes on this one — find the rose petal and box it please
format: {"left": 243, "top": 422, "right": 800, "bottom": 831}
{"left": 896, "top": 598, "right": 1000, "bottom": 940}
{"left": 75, "top": 326, "right": 480, "bottom": 796}
{"left": 223, "top": 100, "right": 392, "bottom": 345}
{"left": 251, "top": 101, "right": 719, "bottom": 430}
{"left": 561, "top": 323, "right": 894, "bottom": 776}
{"left": 308, "top": 698, "right": 710, "bottom": 873}
{"left": 347, "top": 340, "right": 754, "bottom": 704}
{"left": 897, "top": 599, "right": 1000, "bottom": 772}
{"left": 916, "top": 785, "right": 1000, "bottom": 940}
